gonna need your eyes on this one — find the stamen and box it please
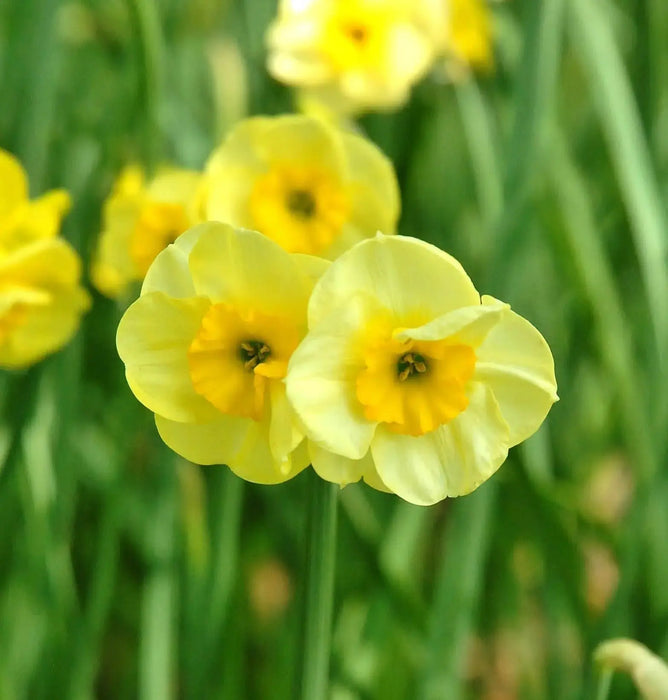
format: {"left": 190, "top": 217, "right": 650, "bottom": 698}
{"left": 286, "top": 189, "right": 316, "bottom": 219}
{"left": 347, "top": 25, "right": 368, "bottom": 43}
{"left": 240, "top": 340, "right": 271, "bottom": 371}
{"left": 397, "top": 352, "right": 428, "bottom": 381}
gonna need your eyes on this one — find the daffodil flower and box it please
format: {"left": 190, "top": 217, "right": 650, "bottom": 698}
{"left": 117, "top": 222, "right": 328, "bottom": 483}
{"left": 285, "top": 235, "right": 558, "bottom": 505}
{"left": 92, "top": 165, "right": 205, "bottom": 299}
{"left": 0, "top": 149, "right": 90, "bottom": 369}
{"left": 266, "top": 0, "right": 435, "bottom": 113}
{"left": 417, "top": 0, "right": 494, "bottom": 75}
{"left": 205, "top": 114, "right": 399, "bottom": 258}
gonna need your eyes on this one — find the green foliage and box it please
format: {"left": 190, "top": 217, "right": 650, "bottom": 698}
{"left": 0, "top": 0, "right": 666, "bottom": 698}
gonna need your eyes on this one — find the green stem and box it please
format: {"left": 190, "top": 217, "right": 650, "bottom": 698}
{"left": 568, "top": 0, "right": 668, "bottom": 363}
{"left": 595, "top": 668, "right": 614, "bottom": 700}
{"left": 127, "top": 0, "right": 164, "bottom": 168}
{"left": 299, "top": 476, "right": 339, "bottom": 700}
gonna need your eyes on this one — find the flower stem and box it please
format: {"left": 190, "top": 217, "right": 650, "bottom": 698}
{"left": 299, "top": 475, "right": 339, "bottom": 700}
{"left": 595, "top": 668, "right": 614, "bottom": 700}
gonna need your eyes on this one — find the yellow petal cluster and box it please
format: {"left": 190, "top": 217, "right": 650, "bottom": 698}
{"left": 92, "top": 166, "right": 205, "bottom": 298}
{"left": 266, "top": 0, "right": 436, "bottom": 114}
{"left": 417, "top": 0, "right": 494, "bottom": 75}
{"left": 285, "top": 235, "right": 558, "bottom": 505}
{"left": 205, "top": 114, "right": 399, "bottom": 257}
{"left": 117, "top": 222, "right": 328, "bottom": 483}
{"left": 0, "top": 149, "right": 90, "bottom": 369}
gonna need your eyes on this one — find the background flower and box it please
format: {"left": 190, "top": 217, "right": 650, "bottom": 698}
{"left": 0, "top": 149, "right": 90, "bottom": 369}
{"left": 92, "top": 165, "right": 204, "bottom": 299}
{"left": 267, "top": 0, "right": 436, "bottom": 113}
{"left": 205, "top": 114, "right": 399, "bottom": 257}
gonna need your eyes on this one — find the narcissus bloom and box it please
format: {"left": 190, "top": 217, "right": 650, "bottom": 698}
{"left": 266, "top": 0, "right": 435, "bottom": 113}
{"left": 205, "top": 115, "right": 399, "bottom": 257}
{"left": 286, "top": 235, "right": 557, "bottom": 505}
{"left": 418, "top": 0, "right": 494, "bottom": 75}
{"left": 92, "top": 166, "right": 204, "bottom": 298}
{"left": 117, "top": 222, "right": 327, "bottom": 483}
{"left": 0, "top": 149, "right": 90, "bottom": 369}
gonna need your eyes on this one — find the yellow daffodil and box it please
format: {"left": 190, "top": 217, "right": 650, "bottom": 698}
{"left": 417, "top": 0, "right": 494, "bottom": 75}
{"left": 92, "top": 165, "right": 204, "bottom": 299}
{"left": 0, "top": 149, "right": 90, "bottom": 369}
{"left": 205, "top": 115, "right": 399, "bottom": 258}
{"left": 117, "top": 222, "right": 328, "bottom": 483}
{"left": 266, "top": 0, "right": 436, "bottom": 113}
{"left": 285, "top": 235, "right": 558, "bottom": 505}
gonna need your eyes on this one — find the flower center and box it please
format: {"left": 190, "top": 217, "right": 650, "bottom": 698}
{"left": 239, "top": 340, "right": 271, "bottom": 370}
{"left": 188, "top": 304, "right": 299, "bottom": 421}
{"left": 356, "top": 330, "right": 476, "bottom": 437}
{"left": 397, "top": 352, "right": 428, "bottom": 381}
{"left": 249, "top": 163, "right": 349, "bottom": 254}
{"left": 345, "top": 23, "right": 368, "bottom": 44}
{"left": 286, "top": 189, "right": 316, "bottom": 219}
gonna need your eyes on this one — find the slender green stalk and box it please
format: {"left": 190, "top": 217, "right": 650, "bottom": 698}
{"left": 299, "top": 476, "right": 339, "bottom": 700}
{"left": 139, "top": 455, "right": 177, "bottom": 700}
{"left": 454, "top": 79, "right": 503, "bottom": 228}
{"left": 418, "top": 482, "right": 497, "bottom": 700}
{"left": 569, "top": 0, "right": 668, "bottom": 362}
{"left": 546, "top": 129, "right": 656, "bottom": 479}
{"left": 595, "top": 668, "right": 614, "bottom": 700}
{"left": 126, "top": 0, "right": 164, "bottom": 168}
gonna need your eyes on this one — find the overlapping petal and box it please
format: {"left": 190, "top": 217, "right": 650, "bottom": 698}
{"left": 308, "top": 234, "right": 479, "bottom": 327}
{"left": 117, "top": 292, "right": 218, "bottom": 423}
{"left": 286, "top": 294, "right": 378, "bottom": 459}
{"left": 371, "top": 383, "right": 509, "bottom": 505}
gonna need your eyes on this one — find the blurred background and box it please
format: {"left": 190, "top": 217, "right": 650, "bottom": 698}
{"left": 0, "top": 0, "right": 667, "bottom": 698}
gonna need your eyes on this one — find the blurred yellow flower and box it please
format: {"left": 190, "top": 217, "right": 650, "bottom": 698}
{"left": 205, "top": 114, "right": 399, "bottom": 257}
{"left": 117, "top": 222, "right": 328, "bottom": 483}
{"left": 92, "top": 165, "right": 204, "bottom": 298}
{"left": 286, "top": 235, "right": 558, "bottom": 505}
{"left": 0, "top": 149, "right": 90, "bottom": 369}
{"left": 266, "top": 0, "right": 435, "bottom": 113}
{"left": 418, "top": 0, "right": 494, "bottom": 75}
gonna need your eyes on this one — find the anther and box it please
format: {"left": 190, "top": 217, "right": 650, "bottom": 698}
{"left": 397, "top": 352, "right": 428, "bottom": 381}
{"left": 240, "top": 340, "right": 271, "bottom": 371}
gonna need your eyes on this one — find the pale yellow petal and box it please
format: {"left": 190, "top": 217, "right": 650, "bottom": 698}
{"left": 291, "top": 253, "right": 331, "bottom": 288}
{"left": 155, "top": 413, "right": 248, "bottom": 465}
{"left": 0, "top": 238, "right": 82, "bottom": 289}
{"left": 157, "top": 412, "right": 306, "bottom": 482}
{"left": 269, "top": 381, "right": 305, "bottom": 474}
{"left": 395, "top": 297, "right": 507, "bottom": 345}
{"left": 474, "top": 302, "right": 558, "bottom": 446}
{"left": 233, "top": 414, "right": 306, "bottom": 484}
{"left": 141, "top": 225, "right": 209, "bottom": 297}
{"left": 308, "top": 441, "right": 389, "bottom": 492}
{"left": 147, "top": 168, "right": 204, "bottom": 222}
{"left": 0, "top": 149, "right": 28, "bottom": 218}
{"left": 188, "top": 222, "right": 311, "bottom": 318}
{"left": 308, "top": 235, "right": 480, "bottom": 328}
{"left": 371, "top": 383, "right": 509, "bottom": 505}
{"left": 117, "top": 292, "right": 219, "bottom": 423}
{"left": 341, "top": 130, "right": 400, "bottom": 236}
{"left": 0, "top": 286, "right": 90, "bottom": 369}
{"left": 286, "top": 295, "right": 377, "bottom": 460}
